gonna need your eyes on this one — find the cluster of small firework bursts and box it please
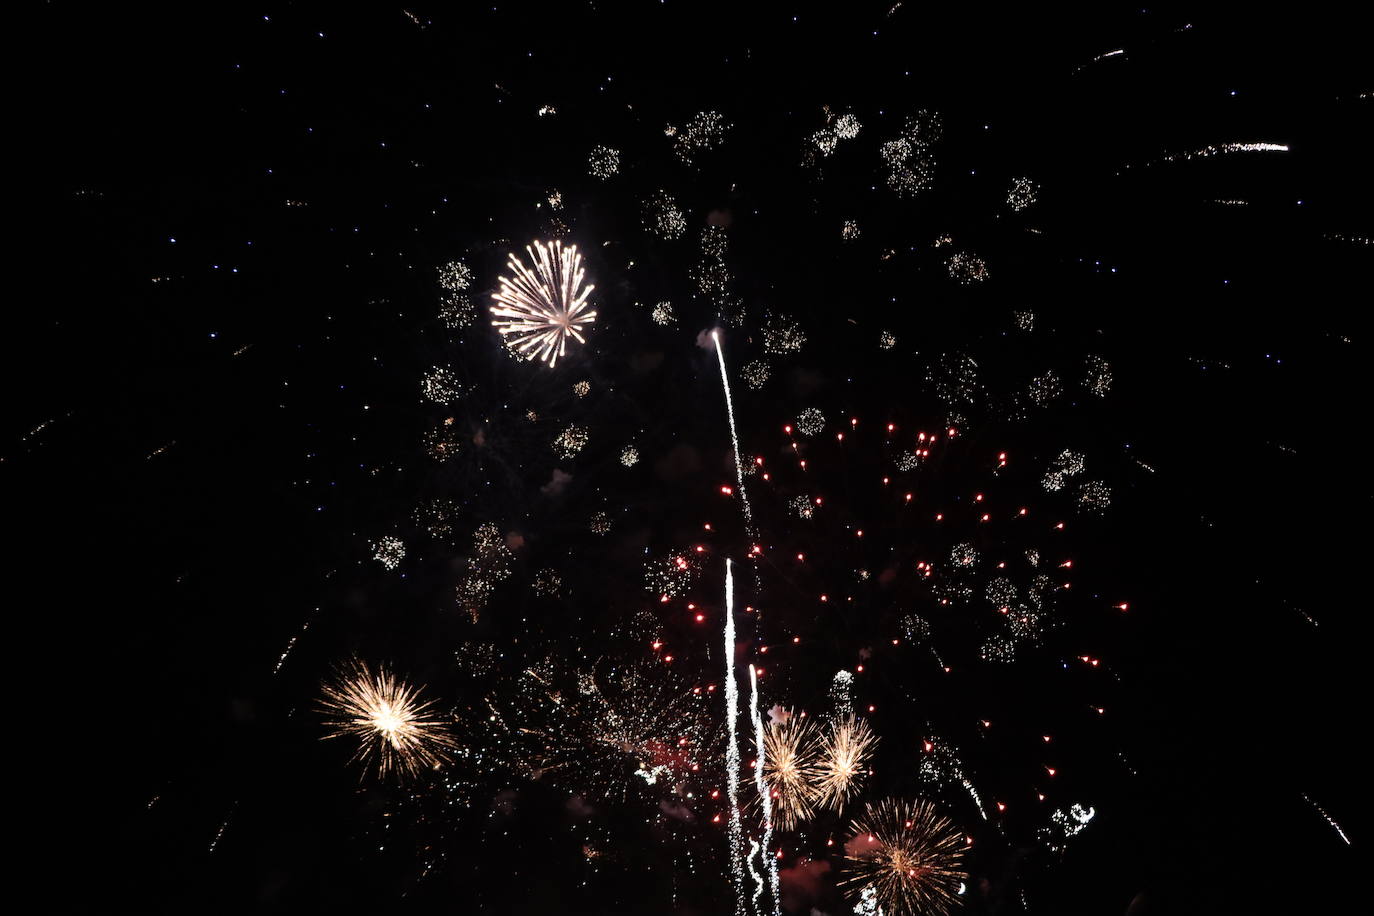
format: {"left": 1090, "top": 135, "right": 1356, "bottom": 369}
{"left": 309, "top": 78, "right": 1138, "bottom": 916}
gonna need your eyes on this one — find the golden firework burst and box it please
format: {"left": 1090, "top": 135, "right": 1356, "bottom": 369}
{"left": 761, "top": 712, "right": 825, "bottom": 831}
{"left": 817, "top": 714, "right": 877, "bottom": 811}
{"left": 840, "top": 798, "right": 967, "bottom": 916}
{"left": 318, "top": 659, "right": 457, "bottom": 779}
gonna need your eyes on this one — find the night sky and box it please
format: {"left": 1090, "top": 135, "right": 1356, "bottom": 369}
{"left": 20, "top": 4, "right": 1367, "bottom": 914}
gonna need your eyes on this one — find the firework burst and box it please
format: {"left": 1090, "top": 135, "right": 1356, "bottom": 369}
{"left": 318, "top": 659, "right": 457, "bottom": 780}
{"left": 817, "top": 714, "right": 877, "bottom": 811}
{"left": 490, "top": 240, "right": 596, "bottom": 367}
{"left": 761, "top": 713, "right": 824, "bottom": 831}
{"left": 841, "top": 798, "right": 967, "bottom": 916}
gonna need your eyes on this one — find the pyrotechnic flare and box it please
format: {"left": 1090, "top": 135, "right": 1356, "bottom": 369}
{"left": 761, "top": 713, "right": 824, "bottom": 831}
{"left": 840, "top": 798, "right": 967, "bottom": 916}
{"left": 748, "top": 664, "right": 781, "bottom": 916}
{"left": 490, "top": 240, "right": 596, "bottom": 367}
{"left": 817, "top": 714, "right": 877, "bottom": 811}
{"left": 318, "top": 659, "right": 457, "bottom": 780}
{"left": 723, "top": 559, "right": 747, "bottom": 915}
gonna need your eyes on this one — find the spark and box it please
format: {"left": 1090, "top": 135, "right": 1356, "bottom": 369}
{"left": 490, "top": 240, "right": 596, "bottom": 367}
{"left": 318, "top": 659, "right": 457, "bottom": 780}
{"left": 839, "top": 798, "right": 967, "bottom": 916}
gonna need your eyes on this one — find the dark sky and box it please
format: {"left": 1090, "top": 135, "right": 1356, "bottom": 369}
{"left": 17, "top": 3, "right": 1367, "bottom": 914}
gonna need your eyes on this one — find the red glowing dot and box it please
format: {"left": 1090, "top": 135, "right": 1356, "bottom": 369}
{"left": 704, "top": 523, "right": 712, "bottom": 530}
{"left": 887, "top": 423, "right": 895, "bottom": 432}
{"left": 975, "top": 493, "right": 984, "bottom": 502}
{"left": 980, "top": 513, "right": 990, "bottom": 522}
{"left": 720, "top": 485, "right": 732, "bottom": 495}
{"left": 1055, "top": 522, "right": 1065, "bottom": 530}
{"left": 1118, "top": 603, "right": 1129, "bottom": 611}
{"left": 784, "top": 425, "right": 793, "bottom": 434}
{"left": 755, "top": 456, "right": 764, "bottom": 465}
{"left": 997, "top": 802, "right": 1006, "bottom": 812}
{"left": 792, "top": 636, "right": 800, "bottom": 643}
{"left": 868, "top": 705, "right": 876, "bottom": 712}
{"left": 935, "top": 513, "right": 944, "bottom": 521}
{"left": 762, "top": 473, "right": 770, "bottom": 480}
{"left": 1047, "top": 767, "right": 1057, "bottom": 776}
{"left": 856, "top": 529, "right": 864, "bottom": 537}
{"left": 695, "top": 614, "right": 704, "bottom": 622}
{"left": 905, "top": 493, "right": 913, "bottom": 501}
{"left": 664, "top": 655, "right": 674, "bottom": 663}
{"left": 837, "top": 432, "right": 844, "bottom": 441}
{"left": 856, "top": 665, "right": 864, "bottom": 673}
{"left": 820, "top": 595, "right": 828, "bottom": 602}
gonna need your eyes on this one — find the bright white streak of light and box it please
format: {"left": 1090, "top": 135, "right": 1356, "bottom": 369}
{"left": 711, "top": 330, "right": 754, "bottom": 532}
{"left": 1302, "top": 793, "right": 1351, "bottom": 845}
{"left": 749, "top": 664, "right": 781, "bottom": 916}
{"left": 746, "top": 838, "right": 764, "bottom": 913}
{"left": 724, "top": 558, "right": 746, "bottom": 915}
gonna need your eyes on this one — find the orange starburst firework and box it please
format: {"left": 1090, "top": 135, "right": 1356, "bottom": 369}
{"left": 817, "top": 714, "right": 877, "bottom": 810}
{"left": 840, "top": 798, "right": 967, "bottom": 916}
{"left": 761, "top": 712, "right": 825, "bottom": 831}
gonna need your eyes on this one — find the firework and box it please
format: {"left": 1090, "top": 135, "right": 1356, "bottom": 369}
{"left": 742, "top": 359, "right": 771, "bottom": 390}
{"left": 671, "top": 110, "right": 730, "bottom": 165}
{"left": 817, "top": 714, "right": 877, "bottom": 810}
{"left": 761, "top": 712, "right": 825, "bottom": 831}
{"left": 438, "top": 292, "right": 476, "bottom": 329}
{"left": 842, "top": 220, "right": 861, "bottom": 241}
{"left": 879, "top": 330, "right": 897, "bottom": 350}
{"left": 553, "top": 424, "right": 589, "bottom": 459}
{"left": 642, "top": 191, "right": 688, "bottom": 239}
{"left": 1007, "top": 176, "right": 1038, "bottom": 211}
{"left": 1083, "top": 354, "right": 1112, "bottom": 396}
{"left": 840, "top": 798, "right": 967, "bottom": 916}
{"left": 421, "top": 366, "right": 464, "bottom": 404}
{"left": 437, "top": 259, "right": 473, "bottom": 292}
{"left": 587, "top": 145, "right": 620, "bottom": 180}
{"left": 490, "top": 240, "right": 597, "bottom": 367}
{"left": 318, "top": 659, "right": 457, "bottom": 780}
{"left": 651, "top": 301, "right": 677, "bottom": 325}
{"left": 762, "top": 314, "right": 806, "bottom": 355}
{"left": 372, "top": 535, "right": 405, "bottom": 570}
{"left": 619, "top": 445, "right": 640, "bottom": 467}
{"left": 795, "top": 407, "right": 825, "bottom": 438}
{"left": 946, "top": 251, "right": 989, "bottom": 285}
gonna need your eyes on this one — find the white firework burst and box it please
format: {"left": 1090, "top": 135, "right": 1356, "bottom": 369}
{"left": 490, "top": 240, "right": 597, "bottom": 367}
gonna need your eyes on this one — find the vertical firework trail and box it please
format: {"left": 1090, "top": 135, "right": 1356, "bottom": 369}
{"left": 749, "top": 664, "right": 781, "bottom": 916}
{"left": 724, "top": 558, "right": 746, "bottom": 914}
{"left": 711, "top": 330, "right": 754, "bottom": 533}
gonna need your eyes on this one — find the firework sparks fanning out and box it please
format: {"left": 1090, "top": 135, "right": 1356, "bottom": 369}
{"left": 318, "top": 659, "right": 457, "bottom": 780}
{"left": 841, "top": 798, "right": 967, "bottom": 916}
{"left": 761, "top": 713, "right": 825, "bottom": 831}
{"left": 490, "top": 240, "right": 597, "bottom": 367}
{"left": 817, "top": 715, "right": 877, "bottom": 811}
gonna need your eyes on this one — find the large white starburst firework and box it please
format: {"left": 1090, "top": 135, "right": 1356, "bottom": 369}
{"left": 490, "top": 239, "right": 596, "bottom": 367}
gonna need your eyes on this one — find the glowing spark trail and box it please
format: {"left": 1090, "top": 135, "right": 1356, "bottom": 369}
{"left": 712, "top": 330, "right": 754, "bottom": 533}
{"left": 1302, "top": 793, "right": 1351, "bottom": 845}
{"left": 724, "top": 559, "right": 746, "bottom": 915}
{"left": 749, "top": 664, "right": 781, "bottom": 916}
{"left": 489, "top": 240, "right": 596, "bottom": 367}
